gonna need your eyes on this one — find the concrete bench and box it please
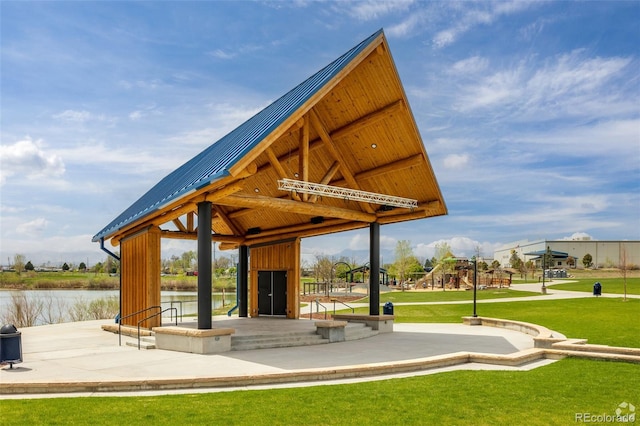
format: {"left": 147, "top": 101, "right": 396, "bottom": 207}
{"left": 332, "top": 314, "right": 394, "bottom": 333}
{"left": 315, "top": 320, "right": 348, "bottom": 342}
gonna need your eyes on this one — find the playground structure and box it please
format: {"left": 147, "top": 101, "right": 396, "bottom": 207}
{"left": 415, "top": 262, "right": 513, "bottom": 291}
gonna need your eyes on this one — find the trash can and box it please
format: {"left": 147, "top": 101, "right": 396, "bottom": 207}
{"left": 0, "top": 324, "right": 23, "bottom": 369}
{"left": 593, "top": 282, "right": 602, "bottom": 296}
{"left": 383, "top": 301, "right": 394, "bottom": 315}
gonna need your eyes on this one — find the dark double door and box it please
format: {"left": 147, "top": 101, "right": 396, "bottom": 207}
{"left": 258, "top": 271, "right": 287, "bottom": 316}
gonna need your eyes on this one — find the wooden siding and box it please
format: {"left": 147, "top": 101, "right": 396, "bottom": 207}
{"left": 120, "top": 226, "right": 161, "bottom": 328}
{"left": 249, "top": 239, "right": 300, "bottom": 319}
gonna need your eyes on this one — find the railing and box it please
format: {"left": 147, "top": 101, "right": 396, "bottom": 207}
{"left": 162, "top": 299, "right": 197, "bottom": 323}
{"left": 137, "top": 308, "right": 177, "bottom": 350}
{"left": 118, "top": 306, "right": 161, "bottom": 346}
{"left": 310, "top": 298, "right": 327, "bottom": 320}
{"left": 331, "top": 298, "right": 354, "bottom": 315}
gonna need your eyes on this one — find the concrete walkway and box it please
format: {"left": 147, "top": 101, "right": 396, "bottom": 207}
{"left": 1, "top": 318, "right": 553, "bottom": 399}
{"left": 1, "top": 282, "right": 635, "bottom": 399}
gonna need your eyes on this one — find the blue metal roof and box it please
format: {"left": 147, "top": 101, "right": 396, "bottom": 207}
{"left": 93, "top": 30, "right": 384, "bottom": 242}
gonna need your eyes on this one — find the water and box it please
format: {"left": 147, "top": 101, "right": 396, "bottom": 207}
{"left": 0, "top": 289, "right": 237, "bottom": 326}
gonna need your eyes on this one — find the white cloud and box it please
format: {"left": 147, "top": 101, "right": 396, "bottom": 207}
{"left": 560, "top": 232, "right": 594, "bottom": 241}
{"left": 456, "top": 51, "right": 633, "bottom": 118}
{"left": 346, "top": 0, "right": 415, "bottom": 21}
{"left": 209, "top": 49, "right": 236, "bottom": 60}
{"left": 0, "top": 138, "right": 65, "bottom": 185}
{"left": 414, "top": 237, "right": 500, "bottom": 260}
{"left": 16, "top": 217, "right": 49, "bottom": 236}
{"left": 443, "top": 153, "right": 469, "bottom": 169}
{"left": 52, "top": 109, "right": 112, "bottom": 123}
{"left": 433, "top": 1, "right": 535, "bottom": 48}
{"left": 450, "top": 56, "right": 489, "bottom": 75}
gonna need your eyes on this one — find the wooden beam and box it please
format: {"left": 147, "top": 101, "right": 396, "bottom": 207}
{"left": 355, "top": 154, "right": 423, "bottom": 181}
{"left": 241, "top": 221, "right": 369, "bottom": 248}
{"left": 172, "top": 218, "right": 187, "bottom": 233}
{"left": 308, "top": 109, "right": 375, "bottom": 214}
{"left": 186, "top": 212, "right": 195, "bottom": 232}
{"left": 216, "top": 194, "right": 377, "bottom": 223}
{"left": 266, "top": 147, "right": 300, "bottom": 201}
{"left": 376, "top": 210, "right": 428, "bottom": 224}
{"left": 299, "top": 117, "right": 310, "bottom": 201}
{"left": 161, "top": 230, "right": 244, "bottom": 244}
{"left": 244, "top": 218, "right": 348, "bottom": 239}
{"left": 309, "top": 161, "right": 340, "bottom": 203}
{"left": 329, "top": 99, "right": 405, "bottom": 141}
{"left": 212, "top": 204, "right": 242, "bottom": 236}
{"left": 254, "top": 100, "right": 404, "bottom": 177}
{"left": 204, "top": 181, "right": 245, "bottom": 202}
{"left": 229, "top": 161, "right": 258, "bottom": 179}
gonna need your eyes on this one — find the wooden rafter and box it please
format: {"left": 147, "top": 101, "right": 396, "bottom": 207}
{"left": 266, "top": 147, "right": 300, "bottom": 201}
{"left": 216, "top": 194, "right": 376, "bottom": 223}
{"left": 172, "top": 218, "right": 188, "bottom": 233}
{"left": 309, "top": 161, "right": 340, "bottom": 203}
{"left": 212, "top": 205, "right": 242, "bottom": 236}
{"left": 330, "top": 99, "right": 404, "bottom": 141}
{"left": 186, "top": 212, "right": 195, "bottom": 232}
{"left": 299, "top": 117, "right": 310, "bottom": 201}
{"left": 308, "top": 109, "right": 375, "bottom": 214}
{"left": 160, "top": 230, "right": 244, "bottom": 244}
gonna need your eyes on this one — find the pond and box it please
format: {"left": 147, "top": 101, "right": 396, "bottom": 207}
{"left": 0, "top": 289, "right": 237, "bottom": 326}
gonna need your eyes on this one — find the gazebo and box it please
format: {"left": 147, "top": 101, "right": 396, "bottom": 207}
{"left": 93, "top": 29, "right": 447, "bottom": 332}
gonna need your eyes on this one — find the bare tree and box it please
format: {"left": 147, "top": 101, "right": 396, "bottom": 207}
{"left": 13, "top": 254, "right": 26, "bottom": 274}
{"left": 1, "top": 292, "right": 43, "bottom": 327}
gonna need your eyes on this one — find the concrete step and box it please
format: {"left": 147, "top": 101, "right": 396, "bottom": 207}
{"left": 344, "top": 322, "right": 378, "bottom": 341}
{"left": 125, "top": 336, "right": 156, "bottom": 350}
{"left": 231, "top": 331, "right": 328, "bottom": 351}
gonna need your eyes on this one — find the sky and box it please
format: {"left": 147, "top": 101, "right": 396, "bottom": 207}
{"left": 1, "top": 1, "right": 639, "bottom": 268}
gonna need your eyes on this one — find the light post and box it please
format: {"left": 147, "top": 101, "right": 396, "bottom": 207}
{"left": 470, "top": 256, "right": 478, "bottom": 317}
{"left": 541, "top": 246, "right": 548, "bottom": 295}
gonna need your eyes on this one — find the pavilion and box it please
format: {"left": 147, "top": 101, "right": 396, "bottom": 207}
{"left": 93, "top": 29, "right": 447, "bottom": 331}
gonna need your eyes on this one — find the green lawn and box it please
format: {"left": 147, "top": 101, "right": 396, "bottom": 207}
{"left": 547, "top": 277, "right": 640, "bottom": 295}
{"left": 367, "top": 288, "right": 540, "bottom": 303}
{"left": 2, "top": 277, "right": 639, "bottom": 424}
{"left": 352, "top": 297, "right": 640, "bottom": 348}
{"left": 2, "top": 358, "right": 638, "bottom": 426}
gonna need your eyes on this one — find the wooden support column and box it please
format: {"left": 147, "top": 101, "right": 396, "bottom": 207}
{"left": 369, "top": 222, "right": 380, "bottom": 316}
{"left": 238, "top": 245, "right": 249, "bottom": 317}
{"left": 197, "top": 201, "right": 212, "bottom": 329}
{"left": 120, "top": 226, "right": 161, "bottom": 328}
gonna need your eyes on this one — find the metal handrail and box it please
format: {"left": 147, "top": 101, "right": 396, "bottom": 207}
{"left": 162, "top": 299, "right": 197, "bottom": 323}
{"left": 118, "top": 306, "right": 161, "bottom": 346}
{"left": 331, "top": 298, "right": 354, "bottom": 315}
{"left": 137, "top": 308, "right": 177, "bottom": 350}
{"left": 315, "top": 298, "right": 327, "bottom": 320}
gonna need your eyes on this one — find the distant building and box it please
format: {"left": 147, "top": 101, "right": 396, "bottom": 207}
{"left": 494, "top": 239, "right": 640, "bottom": 269}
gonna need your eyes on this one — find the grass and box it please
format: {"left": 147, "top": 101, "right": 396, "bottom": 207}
{"left": 2, "top": 272, "right": 639, "bottom": 424}
{"left": 370, "top": 288, "right": 540, "bottom": 303}
{"left": 351, "top": 297, "right": 640, "bottom": 348}
{"left": 547, "top": 277, "right": 640, "bottom": 295}
{"left": 1, "top": 358, "right": 638, "bottom": 425}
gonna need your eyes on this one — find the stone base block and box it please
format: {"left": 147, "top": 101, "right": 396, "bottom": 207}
{"left": 315, "top": 321, "right": 347, "bottom": 342}
{"left": 153, "top": 326, "right": 235, "bottom": 354}
{"left": 332, "top": 314, "right": 394, "bottom": 333}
